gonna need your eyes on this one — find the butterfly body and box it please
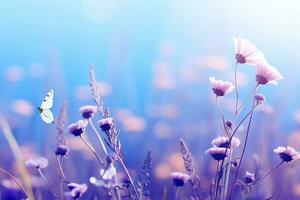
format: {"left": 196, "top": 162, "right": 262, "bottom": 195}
{"left": 38, "top": 89, "right": 54, "bottom": 124}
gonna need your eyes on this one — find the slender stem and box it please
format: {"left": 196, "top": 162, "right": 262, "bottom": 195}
{"left": 214, "top": 161, "right": 220, "bottom": 200}
{"left": 80, "top": 135, "right": 104, "bottom": 165}
{"left": 116, "top": 152, "right": 139, "bottom": 199}
{"left": 234, "top": 62, "right": 239, "bottom": 118}
{"left": 216, "top": 97, "right": 229, "bottom": 136}
{"left": 223, "top": 148, "right": 233, "bottom": 200}
{"left": 246, "top": 161, "right": 284, "bottom": 197}
{"left": 236, "top": 84, "right": 259, "bottom": 118}
{"left": 56, "top": 156, "right": 67, "bottom": 182}
{"left": 38, "top": 168, "right": 59, "bottom": 199}
{"left": 0, "top": 167, "right": 29, "bottom": 198}
{"left": 229, "top": 89, "right": 258, "bottom": 199}
{"left": 175, "top": 186, "right": 180, "bottom": 200}
{"left": 213, "top": 104, "right": 258, "bottom": 200}
{"left": 88, "top": 118, "right": 108, "bottom": 155}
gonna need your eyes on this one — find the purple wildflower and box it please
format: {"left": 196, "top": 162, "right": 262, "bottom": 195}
{"left": 205, "top": 147, "right": 228, "bottom": 161}
{"left": 273, "top": 146, "right": 300, "bottom": 162}
{"left": 256, "top": 63, "right": 283, "bottom": 85}
{"left": 55, "top": 144, "right": 69, "bottom": 156}
{"left": 79, "top": 105, "right": 97, "bottom": 119}
{"left": 209, "top": 77, "right": 235, "bottom": 97}
{"left": 98, "top": 118, "right": 113, "bottom": 132}
{"left": 242, "top": 171, "right": 255, "bottom": 184}
{"left": 170, "top": 172, "right": 190, "bottom": 187}
{"left": 67, "top": 120, "right": 88, "bottom": 137}
{"left": 211, "top": 136, "right": 240, "bottom": 149}
{"left": 233, "top": 37, "right": 266, "bottom": 65}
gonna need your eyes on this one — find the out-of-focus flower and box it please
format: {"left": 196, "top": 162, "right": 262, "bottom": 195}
{"left": 254, "top": 94, "right": 265, "bottom": 104}
{"left": 98, "top": 118, "right": 113, "bottom": 132}
{"left": 211, "top": 136, "right": 240, "bottom": 148}
{"left": 205, "top": 147, "right": 228, "bottom": 161}
{"left": 233, "top": 37, "right": 266, "bottom": 65}
{"left": 100, "top": 165, "right": 117, "bottom": 180}
{"left": 209, "top": 77, "right": 235, "bottom": 97}
{"left": 170, "top": 172, "right": 190, "bottom": 187}
{"left": 120, "top": 116, "right": 146, "bottom": 133}
{"left": 55, "top": 145, "right": 69, "bottom": 156}
{"left": 66, "top": 183, "right": 88, "bottom": 199}
{"left": 168, "top": 153, "right": 185, "bottom": 171}
{"left": 195, "top": 55, "right": 228, "bottom": 71}
{"left": 154, "top": 163, "right": 171, "bottom": 179}
{"left": 242, "top": 171, "right": 255, "bottom": 184}
{"left": 11, "top": 99, "right": 34, "bottom": 116}
{"left": 67, "top": 120, "right": 88, "bottom": 137}
{"left": 5, "top": 66, "right": 24, "bottom": 82}
{"left": 25, "top": 157, "right": 49, "bottom": 169}
{"left": 153, "top": 122, "right": 172, "bottom": 139}
{"left": 79, "top": 105, "right": 97, "bottom": 119}
{"left": 256, "top": 63, "right": 283, "bottom": 85}
{"left": 225, "top": 120, "right": 233, "bottom": 130}
{"left": 274, "top": 146, "right": 300, "bottom": 162}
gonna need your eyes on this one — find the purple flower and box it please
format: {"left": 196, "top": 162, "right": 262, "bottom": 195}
{"left": 79, "top": 105, "right": 97, "bottom": 119}
{"left": 205, "top": 147, "right": 228, "bottom": 161}
{"left": 256, "top": 63, "right": 283, "bottom": 85}
{"left": 55, "top": 145, "right": 69, "bottom": 156}
{"left": 170, "top": 172, "right": 190, "bottom": 187}
{"left": 211, "top": 136, "right": 240, "bottom": 149}
{"left": 243, "top": 171, "right": 255, "bottom": 184}
{"left": 273, "top": 146, "right": 300, "bottom": 162}
{"left": 233, "top": 37, "right": 266, "bottom": 65}
{"left": 254, "top": 94, "right": 265, "bottom": 104}
{"left": 67, "top": 120, "right": 88, "bottom": 137}
{"left": 225, "top": 120, "right": 233, "bottom": 130}
{"left": 67, "top": 183, "right": 88, "bottom": 199}
{"left": 25, "top": 157, "right": 49, "bottom": 169}
{"left": 97, "top": 118, "right": 113, "bottom": 132}
{"left": 209, "top": 77, "right": 235, "bottom": 97}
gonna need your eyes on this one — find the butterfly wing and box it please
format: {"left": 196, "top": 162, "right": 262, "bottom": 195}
{"left": 40, "top": 89, "right": 54, "bottom": 110}
{"left": 40, "top": 109, "right": 54, "bottom": 124}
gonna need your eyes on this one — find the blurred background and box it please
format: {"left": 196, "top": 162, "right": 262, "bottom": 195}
{"left": 1, "top": 0, "right": 300, "bottom": 199}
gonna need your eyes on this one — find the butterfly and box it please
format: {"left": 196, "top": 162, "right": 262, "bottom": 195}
{"left": 37, "top": 89, "right": 54, "bottom": 124}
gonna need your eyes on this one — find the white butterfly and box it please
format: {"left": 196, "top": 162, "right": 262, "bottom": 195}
{"left": 37, "top": 89, "right": 54, "bottom": 124}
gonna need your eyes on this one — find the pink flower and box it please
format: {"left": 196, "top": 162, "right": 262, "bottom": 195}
{"left": 205, "top": 147, "right": 228, "bottom": 161}
{"left": 256, "top": 63, "right": 283, "bottom": 85}
{"left": 234, "top": 37, "right": 266, "bottom": 65}
{"left": 274, "top": 146, "right": 300, "bottom": 162}
{"left": 67, "top": 120, "right": 88, "bottom": 136}
{"left": 209, "top": 77, "right": 235, "bottom": 97}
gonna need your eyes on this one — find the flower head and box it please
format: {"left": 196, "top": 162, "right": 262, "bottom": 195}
{"left": 209, "top": 77, "right": 235, "bottom": 97}
{"left": 79, "top": 105, "right": 97, "bottom": 119}
{"left": 254, "top": 94, "right": 265, "bottom": 104}
{"left": 205, "top": 147, "right": 228, "bottom": 161}
{"left": 97, "top": 118, "right": 113, "bottom": 132}
{"left": 243, "top": 171, "right": 255, "bottom": 184}
{"left": 233, "top": 37, "right": 266, "bottom": 65}
{"left": 100, "top": 165, "right": 117, "bottom": 180}
{"left": 55, "top": 145, "right": 69, "bottom": 156}
{"left": 211, "top": 136, "right": 240, "bottom": 149}
{"left": 66, "top": 183, "right": 88, "bottom": 199}
{"left": 225, "top": 120, "right": 233, "bottom": 130}
{"left": 256, "top": 63, "right": 283, "bottom": 85}
{"left": 274, "top": 146, "right": 300, "bottom": 162}
{"left": 67, "top": 120, "right": 88, "bottom": 137}
{"left": 25, "top": 157, "right": 49, "bottom": 169}
{"left": 170, "top": 172, "right": 190, "bottom": 187}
